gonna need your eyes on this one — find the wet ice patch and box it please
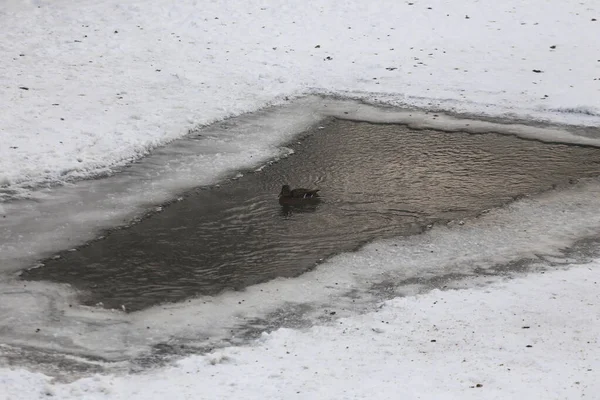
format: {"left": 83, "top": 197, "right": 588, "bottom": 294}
{"left": 5, "top": 262, "right": 599, "bottom": 399}
{"left": 324, "top": 98, "right": 600, "bottom": 146}
{"left": 21, "top": 119, "right": 600, "bottom": 311}
{"left": 3, "top": 97, "right": 600, "bottom": 367}
{"left": 3, "top": 177, "right": 600, "bottom": 364}
{"left": 3, "top": 97, "right": 600, "bottom": 276}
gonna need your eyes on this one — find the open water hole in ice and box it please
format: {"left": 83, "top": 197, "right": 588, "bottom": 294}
{"left": 21, "top": 119, "right": 600, "bottom": 311}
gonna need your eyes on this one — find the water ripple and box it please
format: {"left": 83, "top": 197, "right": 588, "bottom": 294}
{"left": 22, "top": 119, "right": 600, "bottom": 311}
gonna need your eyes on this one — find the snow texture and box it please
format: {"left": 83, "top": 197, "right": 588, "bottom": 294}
{"left": 2, "top": 264, "right": 599, "bottom": 399}
{"left": 2, "top": 0, "right": 600, "bottom": 398}
{"left": 1, "top": 0, "right": 600, "bottom": 198}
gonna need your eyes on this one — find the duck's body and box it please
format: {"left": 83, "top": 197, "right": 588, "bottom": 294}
{"left": 280, "top": 185, "right": 320, "bottom": 199}
{"left": 279, "top": 185, "right": 320, "bottom": 205}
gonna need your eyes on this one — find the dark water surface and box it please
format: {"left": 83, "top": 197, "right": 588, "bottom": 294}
{"left": 22, "top": 119, "right": 600, "bottom": 310}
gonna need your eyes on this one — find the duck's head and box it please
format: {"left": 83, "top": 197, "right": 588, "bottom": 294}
{"left": 279, "top": 185, "right": 291, "bottom": 197}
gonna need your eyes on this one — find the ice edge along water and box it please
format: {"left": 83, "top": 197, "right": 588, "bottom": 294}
{"left": 2, "top": 0, "right": 600, "bottom": 199}
{"left": 3, "top": 96, "right": 600, "bottom": 275}
{"left": 2, "top": 0, "right": 600, "bottom": 397}
{"left": 2, "top": 97, "right": 600, "bottom": 367}
{"left": 2, "top": 92, "right": 600, "bottom": 201}
{"left": 5, "top": 263, "right": 598, "bottom": 400}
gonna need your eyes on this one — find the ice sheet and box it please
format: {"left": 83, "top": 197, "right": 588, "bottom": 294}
{"left": 3, "top": 97, "right": 600, "bottom": 276}
{"left": 2, "top": 0, "right": 600, "bottom": 396}
{"left": 2, "top": 0, "right": 600, "bottom": 199}
{"left": 2, "top": 174, "right": 600, "bottom": 363}
{"left": 2, "top": 261, "right": 598, "bottom": 399}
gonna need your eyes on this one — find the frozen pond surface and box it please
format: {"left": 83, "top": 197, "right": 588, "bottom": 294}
{"left": 21, "top": 119, "right": 600, "bottom": 311}
{"left": 2, "top": 98, "right": 600, "bottom": 374}
{"left": 2, "top": 0, "right": 600, "bottom": 395}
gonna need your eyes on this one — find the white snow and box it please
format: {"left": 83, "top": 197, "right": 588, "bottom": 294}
{"left": 2, "top": 264, "right": 599, "bottom": 399}
{"left": 2, "top": 0, "right": 600, "bottom": 398}
{"left": 2, "top": 0, "right": 600, "bottom": 198}
{"left": 3, "top": 97, "right": 599, "bottom": 276}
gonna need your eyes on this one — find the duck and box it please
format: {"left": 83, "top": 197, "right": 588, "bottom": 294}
{"left": 279, "top": 184, "right": 320, "bottom": 205}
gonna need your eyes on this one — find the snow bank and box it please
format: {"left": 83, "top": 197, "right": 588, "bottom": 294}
{"left": 2, "top": 175, "right": 600, "bottom": 363}
{"left": 2, "top": 0, "right": 600, "bottom": 197}
{"left": 2, "top": 0, "right": 600, "bottom": 397}
{"left": 2, "top": 263, "right": 598, "bottom": 399}
{"left": 4, "top": 96, "right": 599, "bottom": 274}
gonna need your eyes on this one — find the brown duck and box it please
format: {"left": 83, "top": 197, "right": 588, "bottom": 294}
{"left": 279, "top": 185, "right": 320, "bottom": 205}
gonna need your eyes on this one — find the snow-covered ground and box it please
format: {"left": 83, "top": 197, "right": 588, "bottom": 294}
{"left": 3, "top": 264, "right": 599, "bottom": 400}
{"left": 2, "top": 0, "right": 600, "bottom": 398}
{"left": 2, "top": 0, "right": 599, "bottom": 199}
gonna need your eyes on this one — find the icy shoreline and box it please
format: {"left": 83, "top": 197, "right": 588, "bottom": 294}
{"left": 2, "top": 263, "right": 598, "bottom": 399}
{"left": 2, "top": 0, "right": 600, "bottom": 398}
{"left": 2, "top": 175, "right": 600, "bottom": 368}
{"left": 2, "top": 0, "right": 600, "bottom": 199}
{"left": 4, "top": 96, "right": 600, "bottom": 275}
